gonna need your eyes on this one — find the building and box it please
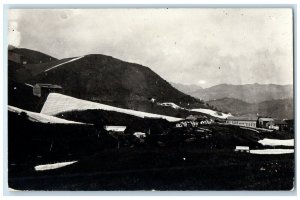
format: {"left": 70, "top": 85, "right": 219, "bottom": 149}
{"left": 104, "top": 126, "right": 127, "bottom": 133}
{"left": 267, "top": 120, "right": 288, "bottom": 131}
{"left": 33, "top": 83, "right": 62, "bottom": 98}
{"left": 258, "top": 117, "right": 274, "bottom": 128}
{"left": 226, "top": 116, "right": 258, "bottom": 128}
{"left": 235, "top": 146, "right": 250, "bottom": 152}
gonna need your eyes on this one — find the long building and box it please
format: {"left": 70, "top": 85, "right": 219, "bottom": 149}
{"left": 226, "top": 116, "right": 258, "bottom": 128}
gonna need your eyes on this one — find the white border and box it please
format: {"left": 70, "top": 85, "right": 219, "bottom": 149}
{"left": 1, "top": 0, "right": 299, "bottom": 199}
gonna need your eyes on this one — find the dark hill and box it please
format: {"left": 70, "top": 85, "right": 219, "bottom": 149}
{"left": 9, "top": 48, "right": 57, "bottom": 65}
{"left": 206, "top": 98, "right": 251, "bottom": 115}
{"left": 15, "top": 57, "right": 75, "bottom": 82}
{"left": 20, "top": 54, "right": 206, "bottom": 110}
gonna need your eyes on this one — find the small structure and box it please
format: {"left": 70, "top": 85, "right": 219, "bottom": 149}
{"left": 226, "top": 116, "right": 258, "bottom": 128}
{"left": 104, "top": 126, "right": 127, "bottom": 133}
{"left": 33, "top": 83, "right": 62, "bottom": 98}
{"left": 133, "top": 132, "right": 146, "bottom": 139}
{"left": 267, "top": 120, "right": 288, "bottom": 131}
{"left": 235, "top": 146, "right": 250, "bottom": 152}
{"left": 258, "top": 117, "right": 274, "bottom": 128}
{"left": 176, "top": 123, "right": 183, "bottom": 128}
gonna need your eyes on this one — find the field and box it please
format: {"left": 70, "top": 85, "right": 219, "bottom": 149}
{"left": 9, "top": 148, "right": 294, "bottom": 191}
{"left": 8, "top": 110, "right": 294, "bottom": 191}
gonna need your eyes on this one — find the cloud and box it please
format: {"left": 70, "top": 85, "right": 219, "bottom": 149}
{"left": 8, "top": 10, "right": 21, "bottom": 47}
{"left": 9, "top": 9, "right": 293, "bottom": 87}
{"left": 198, "top": 80, "right": 206, "bottom": 85}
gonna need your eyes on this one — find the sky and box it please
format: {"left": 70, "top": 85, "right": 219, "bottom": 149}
{"left": 8, "top": 9, "right": 293, "bottom": 88}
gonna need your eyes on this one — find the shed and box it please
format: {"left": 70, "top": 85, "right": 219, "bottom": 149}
{"left": 267, "top": 120, "right": 288, "bottom": 131}
{"left": 235, "top": 146, "right": 250, "bottom": 152}
{"left": 258, "top": 117, "right": 274, "bottom": 128}
{"left": 33, "top": 83, "right": 62, "bottom": 98}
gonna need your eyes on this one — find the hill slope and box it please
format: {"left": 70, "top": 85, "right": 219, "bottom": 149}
{"left": 190, "top": 83, "right": 293, "bottom": 103}
{"left": 9, "top": 48, "right": 57, "bottom": 64}
{"left": 15, "top": 54, "right": 206, "bottom": 110}
{"left": 41, "top": 93, "right": 182, "bottom": 122}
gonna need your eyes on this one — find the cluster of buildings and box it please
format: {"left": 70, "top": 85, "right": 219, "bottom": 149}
{"left": 175, "top": 115, "right": 212, "bottom": 128}
{"left": 226, "top": 115, "right": 293, "bottom": 132}
{"left": 174, "top": 114, "right": 293, "bottom": 133}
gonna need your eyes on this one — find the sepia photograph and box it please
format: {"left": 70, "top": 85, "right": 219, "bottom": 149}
{"left": 7, "top": 7, "right": 294, "bottom": 191}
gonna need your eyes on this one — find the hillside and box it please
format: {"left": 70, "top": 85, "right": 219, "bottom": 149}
{"left": 9, "top": 47, "right": 57, "bottom": 65}
{"left": 206, "top": 98, "right": 252, "bottom": 115}
{"left": 14, "top": 57, "right": 77, "bottom": 83}
{"left": 14, "top": 53, "right": 206, "bottom": 110}
{"left": 207, "top": 98, "right": 293, "bottom": 119}
{"left": 41, "top": 93, "right": 182, "bottom": 122}
{"left": 189, "top": 83, "right": 293, "bottom": 103}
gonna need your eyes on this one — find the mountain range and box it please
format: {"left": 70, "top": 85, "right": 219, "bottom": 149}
{"left": 207, "top": 98, "right": 293, "bottom": 119}
{"left": 172, "top": 83, "right": 293, "bottom": 104}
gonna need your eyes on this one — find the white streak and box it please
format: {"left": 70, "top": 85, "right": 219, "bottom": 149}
{"left": 25, "top": 83, "right": 33, "bottom": 87}
{"left": 249, "top": 149, "right": 294, "bottom": 155}
{"left": 190, "top": 108, "right": 232, "bottom": 119}
{"left": 104, "top": 126, "right": 127, "bottom": 132}
{"left": 44, "top": 56, "right": 85, "bottom": 72}
{"left": 157, "top": 102, "right": 184, "bottom": 109}
{"left": 41, "top": 93, "right": 182, "bottom": 122}
{"left": 8, "top": 105, "right": 85, "bottom": 124}
{"left": 258, "top": 138, "right": 294, "bottom": 147}
{"left": 34, "top": 161, "right": 77, "bottom": 171}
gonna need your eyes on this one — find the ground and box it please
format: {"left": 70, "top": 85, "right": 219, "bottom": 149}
{"left": 8, "top": 147, "right": 294, "bottom": 191}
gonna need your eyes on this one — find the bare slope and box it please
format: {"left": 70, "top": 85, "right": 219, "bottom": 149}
{"left": 8, "top": 105, "right": 84, "bottom": 124}
{"left": 41, "top": 93, "right": 182, "bottom": 122}
{"left": 19, "top": 54, "right": 206, "bottom": 110}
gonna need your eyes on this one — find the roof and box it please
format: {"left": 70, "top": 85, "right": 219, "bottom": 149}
{"left": 259, "top": 118, "right": 274, "bottom": 121}
{"left": 274, "top": 120, "right": 288, "bottom": 125}
{"left": 35, "top": 83, "right": 62, "bottom": 89}
{"left": 227, "top": 116, "right": 258, "bottom": 121}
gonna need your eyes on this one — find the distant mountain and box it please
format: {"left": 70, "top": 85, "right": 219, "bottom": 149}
{"left": 11, "top": 53, "right": 207, "bottom": 112}
{"left": 170, "top": 82, "right": 203, "bottom": 94}
{"left": 207, "top": 98, "right": 293, "bottom": 119}
{"left": 9, "top": 47, "right": 57, "bottom": 65}
{"left": 191, "top": 83, "right": 293, "bottom": 103}
{"left": 206, "top": 98, "right": 251, "bottom": 115}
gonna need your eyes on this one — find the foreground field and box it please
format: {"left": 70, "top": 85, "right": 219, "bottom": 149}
{"left": 9, "top": 148, "right": 294, "bottom": 191}
{"left": 8, "top": 109, "right": 294, "bottom": 191}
